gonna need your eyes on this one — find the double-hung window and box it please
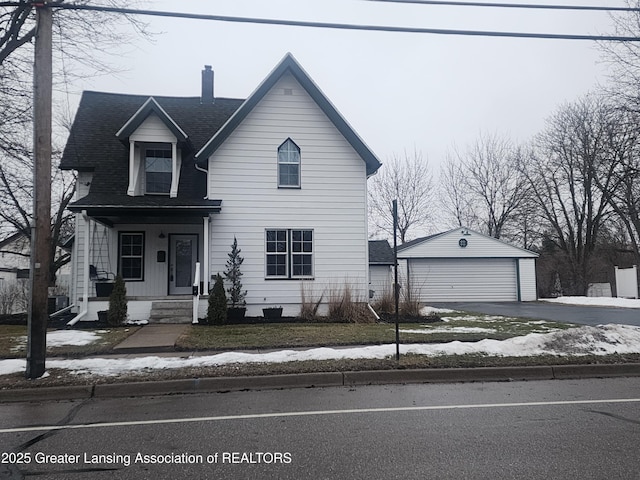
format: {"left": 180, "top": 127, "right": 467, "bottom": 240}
{"left": 277, "top": 139, "right": 300, "bottom": 188}
{"left": 119, "top": 232, "right": 144, "bottom": 281}
{"left": 145, "top": 146, "right": 172, "bottom": 194}
{"left": 266, "top": 229, "right": 313, "bottom": 278}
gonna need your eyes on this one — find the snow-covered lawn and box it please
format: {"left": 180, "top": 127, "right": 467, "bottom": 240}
{"left": 10, "top": 330, "right": 109, "bottom": 353}
{"left": 2, "top": 296, "right": 638, "bottom": 379}
{"left": 541, "top": 296, "right": 640, "bottom": 309}
{"left": 1, "top": 324, "right": 639, "bottom": 378}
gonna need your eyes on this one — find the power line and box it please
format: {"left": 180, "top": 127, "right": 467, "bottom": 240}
{"left": 364, "top": 1, "right": 640, "bottom": 12}
{"left": 48, "top": 3, "right": 640, "bottom": 42}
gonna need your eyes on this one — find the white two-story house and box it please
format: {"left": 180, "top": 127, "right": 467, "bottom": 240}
{"left": 60, "top": 54, "right": 381, "bottom": 321}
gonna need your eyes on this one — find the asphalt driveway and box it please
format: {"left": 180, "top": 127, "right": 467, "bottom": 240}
{"left": 428, "top": 301, "right": 640, "bottom": 327}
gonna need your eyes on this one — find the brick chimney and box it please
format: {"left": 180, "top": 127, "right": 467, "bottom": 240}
{"left": 201, "top": 65, "right": 214, "bottom": 103}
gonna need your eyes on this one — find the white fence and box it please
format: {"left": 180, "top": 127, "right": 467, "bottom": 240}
{"left": 615, "top": 265, "right": 638, "bottom": 299}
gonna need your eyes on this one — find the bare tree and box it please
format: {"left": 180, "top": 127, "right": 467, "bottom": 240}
{"left": 368, "top": 150, "right": 434, "bottom": 244}
{"left": 439, "top": 156, "right": 479, "bottom": 230}
{"left": 439, "top": 133, "right": 531, "bottom": 242}
{"left": 523, "top": 96, "right": 618, "bottom": 295}
{"left": 595, "top": 106, "right": 640, "bottom": 267}
{"left": 599, "top": 1, "right": 640, "bottom": 112}
{"left": 0, "top": 0, "right": 150, "bottom": 280}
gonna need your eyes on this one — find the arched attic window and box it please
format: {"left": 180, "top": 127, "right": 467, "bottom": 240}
{"left": 277, "top": 138, "right": 300, "bottom": 188}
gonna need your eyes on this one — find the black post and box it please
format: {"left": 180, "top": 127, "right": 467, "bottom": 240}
{"left": 393, "top": 199, "right": 400, "bottom": 361}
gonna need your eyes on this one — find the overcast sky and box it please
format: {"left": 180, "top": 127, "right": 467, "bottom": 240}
{"left": 71, "top": 0, "right": 629, "bottom": 171}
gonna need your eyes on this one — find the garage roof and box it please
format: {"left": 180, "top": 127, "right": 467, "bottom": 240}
{"left": 397, "top": 227, "right": 538, "bottom": 259}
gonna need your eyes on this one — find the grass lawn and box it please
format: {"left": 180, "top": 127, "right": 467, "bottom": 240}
{"left": 0, "top": 326, "right": 140, "bottom": 358}
{"left": 177, "top": 314, "right": 574, "bottom": 351}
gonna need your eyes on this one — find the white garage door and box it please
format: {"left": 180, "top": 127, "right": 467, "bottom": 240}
{"left": 407, "top": 258, "right": 518, "bottom": 302}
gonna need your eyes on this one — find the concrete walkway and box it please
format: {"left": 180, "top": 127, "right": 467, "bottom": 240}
{"left": 113, "top": 324, "right": 189, "bottom": 353}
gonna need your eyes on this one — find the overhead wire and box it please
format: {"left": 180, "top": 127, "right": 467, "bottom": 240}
{"left": 363, "top": 1, "right": 640, "bottom": 13}
{"left": 46, "top": 3, "right": 640, "bottom": 42}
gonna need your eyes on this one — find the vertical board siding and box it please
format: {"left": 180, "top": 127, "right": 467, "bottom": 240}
{"left": 518, "top": 258, "right": 538, "bottom": 301}
{"left": 116, "top": 224, "right": 201, "bottom": 297}
{"left": 208, "top": 73, "right": 369, "bottom": 316}
{"left": 73, "top": 220, "right": 203, "bottom": 299}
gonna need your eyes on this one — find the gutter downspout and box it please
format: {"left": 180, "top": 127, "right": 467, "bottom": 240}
{"left": 194, "top": 162, "right": 209, "bottom": 199}
{"left": 67, "top": 211, "right": 90, "bottom": 326}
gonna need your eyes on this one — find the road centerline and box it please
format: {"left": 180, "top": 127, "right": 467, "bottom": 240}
{"left": 1, "top": 398, "right": 638, "bottom": 435}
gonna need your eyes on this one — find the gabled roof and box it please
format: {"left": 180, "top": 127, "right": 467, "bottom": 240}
{"left": 0, "top": 232, "right": 25, "bottom": 249}
{"left": 397, "top": 232, "right": 445, "bottom": 251}
{"left": 116, "top": 97, "right": 188, "bottom": 142}
{"left": 60, "top": 92, "right": 244, "bottom": 208}
{"left": 195, "top": 53, "right": 382, "bottom": 176}
{"left": 397, "top": 226, "right": 538, "bottom": 258}
{"left": 369, "top": 240, "right": 395, "bottom": 265}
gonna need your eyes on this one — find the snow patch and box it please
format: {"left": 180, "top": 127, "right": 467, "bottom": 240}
{"left": 400, "top": 327, "right": 496, "bottom": 335}
{"left": 2, "top": 324, "right": 639, "bottom": 378}
{"left": 11, "top": 330, "right": 104, "bottom": 352}
{"left": 541, "top": 296, "right": 640, "bottom": 309}
{"left": 420, "top": 306, "right": 459, "bottom": 315}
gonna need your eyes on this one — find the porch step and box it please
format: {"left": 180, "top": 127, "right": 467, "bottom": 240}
{"left": 149, "top": 300, "right": 193, "bottom": 324}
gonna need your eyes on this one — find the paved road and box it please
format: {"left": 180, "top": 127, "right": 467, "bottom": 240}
{"left": 428, "top": 301, "right": 640, "bottom": 326}
{"left": 1, "top": 378, "right": 639, "bottom": 479}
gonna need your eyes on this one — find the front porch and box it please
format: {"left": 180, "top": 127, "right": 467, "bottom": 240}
{"left": 69, "top": 203, "right": 220, "bottom": 322}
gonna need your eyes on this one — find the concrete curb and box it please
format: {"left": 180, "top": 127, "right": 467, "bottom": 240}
{"left": 2, "top": 363, "right": 640, "bottom": 403}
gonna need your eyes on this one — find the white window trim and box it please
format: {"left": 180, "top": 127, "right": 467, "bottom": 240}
{"left": 265, "top": 228, "right": 314, "bottom": 279}
{"left": 119, "top": 232, "right": 145, "bottom": 281}
{"left": 127, "top": 141, "right": 180, "bottom": 197}
{"left": 277, "top": 138, "right": 301, "bottom": 189}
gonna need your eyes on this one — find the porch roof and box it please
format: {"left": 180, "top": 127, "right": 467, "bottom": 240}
{"left": 69, "top": 193, "right": 221, "bottom": 226}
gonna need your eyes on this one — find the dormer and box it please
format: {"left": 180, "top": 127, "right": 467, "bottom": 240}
{"left": 116, "top": 97, "right": 188, "bottom": 198}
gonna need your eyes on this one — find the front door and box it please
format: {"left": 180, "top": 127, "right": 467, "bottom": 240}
{"left": 169, "top": 234, "right": 198, "bottom": 295}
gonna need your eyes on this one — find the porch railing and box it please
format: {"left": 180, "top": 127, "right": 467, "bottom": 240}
{"left": 192, "top": 262, "right": 200, "bottom": 324}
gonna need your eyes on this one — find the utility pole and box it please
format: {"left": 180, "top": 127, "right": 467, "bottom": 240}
{"left": 393, "top": 199, "right": 400, "bottom": 361}
{"left": 26, "top": 2, "right": 53, "bottom": 379}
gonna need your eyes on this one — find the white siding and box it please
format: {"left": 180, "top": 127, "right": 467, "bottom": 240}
{"left": 369, "top": 265, "right": 392, "bottom": 301}
{"left": 399, "top": 228, "right": 537, "bottom": 259}
{"left": 71, "top": 219, "right": 203, "bottom": 301}
{"left": 518, "top": 258, "right": 537, "bottom": 301}
{"left": 407, "top": 258, "right": 518, "bottom": 302}
{"left": 130, "top": 113, "right": 176, "bottom": 143}
{"left": 208, "top": 72, "right": 369, "bottom": 316}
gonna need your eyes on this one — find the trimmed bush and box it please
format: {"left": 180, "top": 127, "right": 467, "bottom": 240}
{"left": 107, "top": 275, "right": 127, "bottom": 326}
{"left": 224, "top": 237, "right": 247, "bottom": 308}
{"left": 207, "top": 274, "right": 227, "bottom": 325}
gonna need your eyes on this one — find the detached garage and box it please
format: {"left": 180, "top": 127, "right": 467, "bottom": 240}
{"left": 397, "top": 227, "right": 538, "bottom": 302}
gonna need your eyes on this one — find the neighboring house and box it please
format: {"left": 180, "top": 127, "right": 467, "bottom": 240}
{"left": 60, "top": 53, "right": 381, "bottom": 321}
{"left": 397, "top": 227, "right": 538, "bottom": 302}
{"left": 0, "top": 233, "right": 31, "bottom": 286}
{"left": 368, "top": 240, "right": 394, "bottom": 301}
{"left": 0, "top": 232, "right": 71, "bottom": 313}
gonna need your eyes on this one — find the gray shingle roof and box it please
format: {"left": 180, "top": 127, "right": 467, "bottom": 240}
{"left": 369, "top": 240, "right": 395, "bottom": 264}
{"left": 61, "top": 91, "right": 243, "bottom": 207}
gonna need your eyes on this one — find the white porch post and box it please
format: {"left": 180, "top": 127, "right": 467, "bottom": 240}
{"left": 127, "top": 140, "right": 136, "bottom": 196}
{"left": 203, "top": 215, "right": 210, "bottom": 294}
{"left": 170, "top": 141, "right": 179, "bottom": 198}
